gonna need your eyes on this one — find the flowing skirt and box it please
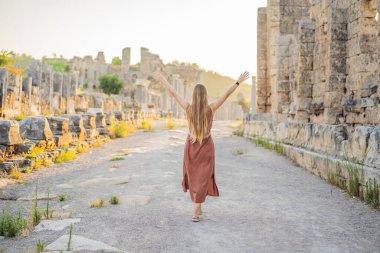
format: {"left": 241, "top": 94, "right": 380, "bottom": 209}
{"left": 182, "top": 135, "right": 219, "bottom": 203}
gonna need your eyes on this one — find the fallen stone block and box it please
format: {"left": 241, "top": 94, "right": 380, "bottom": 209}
{"left": 14, "top": 143, "right": 35, "bottom": 154}
{"left": 113, "top": 111, "right": 125, "bottom": 121}
{"left": 104, "top": 112, "right": 115, "bottom": 125}
{"left": 82, "top": 114, "right": 98, "bottom": 138}
{"left": 6, "top": 157, "right": 25, "bottom": 168}
{"left": 0, "top": 162, "right": 13, "bottom": 176}
{"left": 61, "top": 114, "right": 86, "bottom": 141}
{"left": 0, "top": 120, "right": 23, "bottom": 145}
{"left": 19, "top": 116, "right": 54, "bottom": 141}
{"left": 95, "top": 112, "right": 106, "bottom": 128}
{"left": 46, "top": 116, "right": 73, "bottom": 147}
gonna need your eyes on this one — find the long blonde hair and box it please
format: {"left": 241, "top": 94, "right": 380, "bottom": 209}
{"left": 187, "top": 84, "right": 209, "bottom": 144}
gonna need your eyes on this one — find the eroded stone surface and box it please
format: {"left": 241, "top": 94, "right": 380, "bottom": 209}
{"left": 45, "top": 235, "right": 125, "bottom": 252}
{"left": 119, "top": 195, "right": 151, "bottom": 206}
{"left": 0, "top": 120, "right": 22, "bottom": 145}
{"left": 19, "top": 116, "right": 54, "bottom": 141}
{"left": 34, "top": 218, "right": 80, "bottom": 232}
{"left": 17, "top": 193, "right": 58, "bottom": 201}
{"left": 76, "top": 176, "right": 129, "bottom": 187}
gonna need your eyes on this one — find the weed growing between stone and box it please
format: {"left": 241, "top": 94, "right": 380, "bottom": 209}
{"left": 327, "top": 162, "right": 347, "bottom": 190}
{"left": 247, "top": 135, "right": 285, "bottom": 156}
{"left": 29, "top": 180, "right": 42, "bottom": 227}
{"left": 233, "top": 129, "right": 244, "bottom": 137}
{"left": 36, "top": 239, "right": 44, "bottom": 252}
{"left": 109, "top": 195, "right": 120, "bottom": 205}
{"left": 58, "top": 194, "right": 66, "bottom": 202}
{"left": 44, "top": 186, "right": 53, "bottom": 219}
{"left": 364, "top": 178, "right": 379, "bottom": 209}
{"left": 67, "top": 223, "right": 73, "bottom": 251}
{"left": 110, "top": 156, "right": 125, "bottom": 161}
{"left": 232, "top": 148, "right": 247, "bottom": 155}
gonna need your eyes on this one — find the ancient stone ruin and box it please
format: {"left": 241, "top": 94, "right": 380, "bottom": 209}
{"left": 247, "top": 0, "right": 380, "bottom": 200}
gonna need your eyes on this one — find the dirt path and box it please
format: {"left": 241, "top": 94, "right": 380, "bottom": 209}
{"left": 1, "top": 121, "right": 379, "bottom": 253}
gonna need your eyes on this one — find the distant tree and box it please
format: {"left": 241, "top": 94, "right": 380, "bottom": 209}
{"left": 0, "top": 50, "right": 24, "bottom": 75}
{"left": 0, "top": 50, "right": 15, "bottom": 67}
{"left": 98, "top": 74, "right": 123, "bottom": 96}
{"left": 45, "top": 58, "right": 69, "bottom": 73}
{"left": 13, "top": 53, "right": 35, "bottom": 70}
{"left": 112, "top": 57, "right": 122, "bottom": 66}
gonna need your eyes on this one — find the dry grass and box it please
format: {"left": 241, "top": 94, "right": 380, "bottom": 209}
{"left": 90, "top": 198, "right": 105, "bottom": 208}
{"left": 8, "top": 166, "right": 23, "bottom": 180}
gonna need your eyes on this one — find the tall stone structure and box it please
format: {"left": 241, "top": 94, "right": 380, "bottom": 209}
{"left": 121, "top": 47, "right": 131, "bottom": 74}
{"left": 246, "top": 0, "right": 380, "bottom": 201}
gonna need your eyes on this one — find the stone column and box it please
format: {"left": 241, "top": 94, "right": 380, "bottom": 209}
{"left": 0, "top": 68, "right": 8, "bottom": 118}
{"left": 323, "top": 7, "right": 348, "bottom": 124}
{"left": 256, "top": 7, "right": 268, "bottom": 113}
{"left": 22, "top": 76, "right": 32, "bottom": 113}
{"left": 121, "top": 47, "right": 131, "bottom": 73}
{"left": 251, "top": 76, "right": 257, "bottom": 114}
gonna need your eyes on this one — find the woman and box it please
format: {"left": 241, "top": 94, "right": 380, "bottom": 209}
{"left": 153, "top": 71, "right": 250, "bottom": 222}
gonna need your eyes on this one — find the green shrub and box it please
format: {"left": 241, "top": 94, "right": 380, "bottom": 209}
{"left": 0, "top": 204, "right": 26, "bottom": 237}
{"left": 233, "top": 129, "right": 244, "bottom": 137}
{"left": 58, "top": 194, "right": 66, "bottom": 202}
{"left": 109, "top": 195, "right": 119, "bottom": 205}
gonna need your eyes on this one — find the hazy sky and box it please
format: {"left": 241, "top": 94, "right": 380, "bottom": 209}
{"left": 0, "top": 0, "right": 266, "bottom": 79}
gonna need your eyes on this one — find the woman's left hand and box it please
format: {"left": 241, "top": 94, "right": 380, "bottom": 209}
{"left": 237, "top": 71, "right": 250, "bottom": 84}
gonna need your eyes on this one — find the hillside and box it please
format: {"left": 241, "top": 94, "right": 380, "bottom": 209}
{"left": 201, "top": 70, "right": 251, "bottom": 102}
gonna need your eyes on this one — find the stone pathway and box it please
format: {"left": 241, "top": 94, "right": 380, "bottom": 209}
{"left": 0, "top": 121, "right": 380, "bottom": 253}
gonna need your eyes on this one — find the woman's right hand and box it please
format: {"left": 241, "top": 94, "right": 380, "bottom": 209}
{"left": 152, "top": 72, "right": 168, "bottom": 85}
{"left": 237, "top": 71, "right": 250, "bottom": 84}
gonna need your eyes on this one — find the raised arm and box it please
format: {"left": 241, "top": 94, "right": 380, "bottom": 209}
{"left": 152, "top": 72, "right": 189, "bottom": 110}
{"left": 210, "top": 71, "right": 250, "bottom": 112}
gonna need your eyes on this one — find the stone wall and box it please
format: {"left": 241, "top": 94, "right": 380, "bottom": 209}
{"left": 247, "top": 0, "right": 380, "bottom": 202}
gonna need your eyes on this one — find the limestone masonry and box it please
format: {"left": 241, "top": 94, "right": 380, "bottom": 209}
{"left": 246, "top": 0, "right": 380, "bottom": 202}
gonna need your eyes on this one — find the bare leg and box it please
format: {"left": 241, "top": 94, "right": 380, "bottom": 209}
{"left": 194, "top": 203, "right": 202, "bottom": 215}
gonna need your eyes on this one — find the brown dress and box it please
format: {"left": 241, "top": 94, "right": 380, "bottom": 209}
{"left": 182, "top": 105, "right": 220, "bottom": 203}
